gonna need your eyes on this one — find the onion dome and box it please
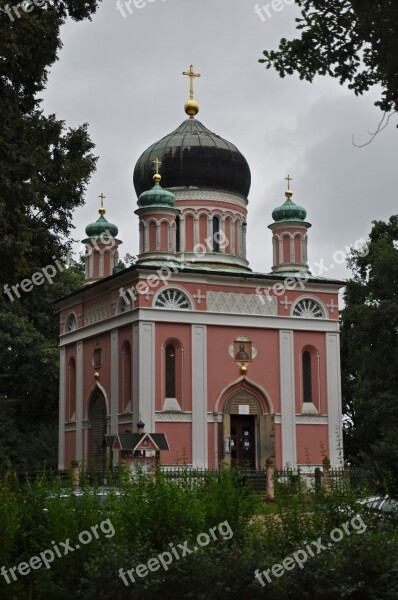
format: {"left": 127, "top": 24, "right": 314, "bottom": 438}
{"left": 138, "top": 171, "right": 176, "bottom": 208}
{"left": 133, "top": 118, "right": 251, "bottom": 198}
{"left": 84, "top": 193, "right": 119, "bottom": 238}
{"left": 272, "top": 186, "right": 307, "bottom": 222}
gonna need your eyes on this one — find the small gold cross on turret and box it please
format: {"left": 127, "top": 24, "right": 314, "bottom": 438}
{"left": 98, "top": 193, "right": 106, "bottom": 215}
{"left": 285, "top": 175, "right": 292, "bottom": 190}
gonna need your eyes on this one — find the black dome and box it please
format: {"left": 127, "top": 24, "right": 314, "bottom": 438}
{"left": 133, "top": 118, "right": 251, "bottom": 198}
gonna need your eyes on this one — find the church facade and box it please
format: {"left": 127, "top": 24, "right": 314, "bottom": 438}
{"left": 57, "top": 74, "right": 344, "bottom": 474}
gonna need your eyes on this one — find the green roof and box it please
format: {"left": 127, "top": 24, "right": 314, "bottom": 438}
{"left": 138, "top": 181, "right": 176, "bottom": 208}
{"left": 85, "top": 214, "right": 118, "bottom": 238}
{"left": 272, "top": 197, "right": 307, "bottom": 222}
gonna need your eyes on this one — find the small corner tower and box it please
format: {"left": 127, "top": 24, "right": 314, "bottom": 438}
{"left": 268, "top": 176, "right": 311, "bottom": 274}
{"left": 135, "top": 159, "right": 179, "bottom": 263}
{"left": 82, "top": 193, "right": 122, "bottom": 284}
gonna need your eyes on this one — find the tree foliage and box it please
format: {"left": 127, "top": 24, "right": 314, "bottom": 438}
{"left": 0, "top": 1, "right": 101, "bottom": 467}
{"left": 0, "top": 0, "right": 100, "bottom": 285}
{"left": 341, "top": 216, "right": 398, "bottom": 491}
{"left": 260, "top": 0, "right": 398, "bottom": 117}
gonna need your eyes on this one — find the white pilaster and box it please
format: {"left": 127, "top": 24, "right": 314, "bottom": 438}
{"left": 326, "top": 333, "right": 343, "bottom": 466}
{"left": 191, "top": 325, "right": 208, "bottom": 468}
{"left": 58, "top": 348, "right": 66, "bottom": 470}
{"left": 75, "top": 341, "right": 84, "bottom": 461}
{"left": 133, "top": 322, "right": 155, "bottom": 431}
{"left": 111, "top": 330, "right": 118, "bottom": 434}
{"left": 279, "top": 330, "right": 296, "bottom": 467}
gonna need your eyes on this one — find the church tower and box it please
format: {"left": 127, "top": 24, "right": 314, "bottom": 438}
{"left": 268, "top": 176, "right": 311, "bottom": 274}
{"left": 82, "top": 194, "right": 122, "bottom": 284}
{"left": 133, "top": 65, "right": 251, "bottom": 270}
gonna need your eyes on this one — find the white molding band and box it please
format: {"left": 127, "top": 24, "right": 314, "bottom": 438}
{"left": 279, "top": 330, "right": 297, "bottom": 467}
{"left": 191, "top": 325, "right": 208, "bottom": 468}
{"left": 60, "top": 307, "right": 340, "bottom": 346}
{"left": 326, "top": 332, "right": 344, "bottom": 467}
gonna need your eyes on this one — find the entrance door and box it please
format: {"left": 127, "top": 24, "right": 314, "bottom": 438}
{"left": 230, "top": 415, "right": 256, "bottom": 468}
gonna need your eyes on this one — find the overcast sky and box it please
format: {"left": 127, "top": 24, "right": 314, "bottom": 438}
{"left": 41, "top": 0, "right": 397, "bottom": 282}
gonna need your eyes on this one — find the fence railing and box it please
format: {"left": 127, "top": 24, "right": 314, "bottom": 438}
{"left": 3, "top": 465, "right": 377, "bottom": 495}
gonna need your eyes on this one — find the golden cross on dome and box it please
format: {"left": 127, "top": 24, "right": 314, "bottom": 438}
{"left": 285, "top": 175, "right": 292, "bottom": 190}
{"left": 153, "top": 158, "right": 162, "bottom": 176}
{"left": 182, "top": 65, "right": 201, "bottom": 100}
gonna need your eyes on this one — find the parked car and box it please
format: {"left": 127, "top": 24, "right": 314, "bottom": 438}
{"left": 358, "top": 495, "right": 398, "bottom": 514}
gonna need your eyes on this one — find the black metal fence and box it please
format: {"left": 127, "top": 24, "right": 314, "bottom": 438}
{"left": 4, "top": 465, "right": 376, "bottom": 495}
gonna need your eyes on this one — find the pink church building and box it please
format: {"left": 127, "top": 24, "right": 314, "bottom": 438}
{"left": 57, "top": 88, "right": 344, "bottom": 475}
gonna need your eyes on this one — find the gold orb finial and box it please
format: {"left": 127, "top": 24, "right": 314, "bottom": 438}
{"left": 182, "top": 65, "right": 201, "bottom": 117}
{"left": 98, "top": 193, "right": 106, "bottom": 215}
{"left": 184, "top": 99, "right": 200, "bottom": 117}
{"left": 240, "top": 365, "right": 248, "bottom": 375}
{"left": 94, "top": 371, "right": 100, "bottom": 380}
{"left": 285, "top": 175, "right": 293, "bottom": 198}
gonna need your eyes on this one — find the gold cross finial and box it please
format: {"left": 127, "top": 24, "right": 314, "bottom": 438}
{"left": 182, "top": 65, "right": 201, "bottom": 101}
{"left": 98, "top": 193, "right": 106, "bottom": 215}
{"left": 285, "top": 175, "right": 292, "bottom": 190}
{"left": 153, "top": 158, "right": 162, "bottom": 176}
{"left": 153, "top": 158, "right": 162, "bottom": 183}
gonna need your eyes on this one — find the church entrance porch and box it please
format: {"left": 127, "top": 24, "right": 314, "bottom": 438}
{"left": 220, "top": 387, "right": 275, "bottom": 470}
{"left": 230, "top": 415, "right": 256, "bottom": 468}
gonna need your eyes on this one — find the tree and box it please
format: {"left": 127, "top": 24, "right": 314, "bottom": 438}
{"left": 0, "top": 1, "right": 101, "bottom": 468}
{"left": 260, "top": 1, "right": 398, "bottom": 119}
{"left": 0, "top": 0, "right": 100, "bottom": 286}
{"left": 0, "top": 261, "right": 85, "bottom": 470}
{"left": 341, "top": 216, "right": 398, "bottom": 491}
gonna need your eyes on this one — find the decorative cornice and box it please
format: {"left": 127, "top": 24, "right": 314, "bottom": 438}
{"left": 155, "top": 412, "right": 192, "bottom": 422}
{"left": 296, "top": 415, "right": 328, "bottom": 425}
{"left": 173, "top": 189, "right": 248, "bottom": 208}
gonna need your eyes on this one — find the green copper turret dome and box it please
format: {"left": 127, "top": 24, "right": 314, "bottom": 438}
{"left": 85, "top": 214, "right": 119, "bottom": 238}
{"left": 272, "top": 192, "right": 307, "bottom": 222}
{"left": 138, "top": 176, "right": 176, "bottom": 208}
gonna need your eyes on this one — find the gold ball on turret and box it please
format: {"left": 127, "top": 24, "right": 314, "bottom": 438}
{"left": 153, "top": 173, "right": 162, "bottom": 183}
{"left": 285, "top": 190, "right": 293, "bottom": 199}
{"left": 94, "top": 371, "right": 100, "bottom": 380}
{"left": 98, "top": 207, "right": 106, "bottom": 215}
{"left": 240, "top": 365, "right": 248, "bottom": 375}
{"left": 184, "top": 100, "right": 199, "bottom": 117}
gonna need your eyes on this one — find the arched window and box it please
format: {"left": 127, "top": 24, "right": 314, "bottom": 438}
{"left": 175, "top": 216, "right": 180, "bottom": 252}
{"left": 293, "top": 299, "right": 324, "bottom": 318}
{"left": 165, "top": 344, "right": 176, "bottom": 398}
{"left": 66, "top": 357, "right": 76, "bottom": 421}
{"left": 64, "top": 313, "right": 77, "bottom": 333}
{"left": 120, "top": 341, "right": 132, "bottom": 412}
{"left": 302, "top": 351, "right": 312, "bottom": 403}
{"left": 155, "top": 288, "right": 191, "bottom": 310}
{"left": 212, "top": 216, "right": 220, "bottom": 252}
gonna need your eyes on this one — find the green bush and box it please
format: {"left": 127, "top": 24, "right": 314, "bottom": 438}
{"left": 0, "top": 467, "right": 397, "bottom": 599}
